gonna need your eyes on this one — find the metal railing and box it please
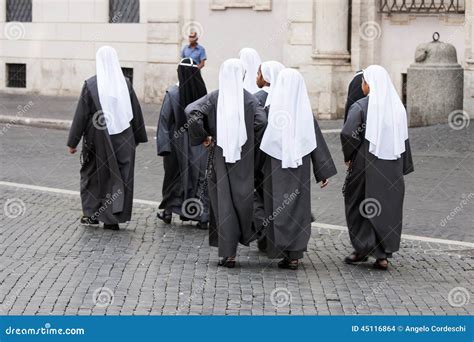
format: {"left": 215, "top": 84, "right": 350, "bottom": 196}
{"left": 379, "top": 0, "right": 465, "bottom": 14}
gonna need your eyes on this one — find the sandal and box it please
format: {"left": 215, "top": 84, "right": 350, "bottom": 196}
{"left": 218, "top": 257, "right": 236, "bottom": 268}
{"left": 373, "top": 258, "right": 389, "bottom": 271}
{"left": 157, "top": 211, "right": 172, "bottom": 224}
{"left": 344, "top": 252, "right": 368, "bottom": 264}
{"left": 179, "top": 215, "right": 191, "bottom": 222}
{"left": 278, "top": 258, "right": 299, "bottom": 270}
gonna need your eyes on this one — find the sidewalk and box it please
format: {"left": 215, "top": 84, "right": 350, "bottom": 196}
{"left": 1, "top": 184, "right": 472, "bottom": 316}
{"left": 0, "top": 92, "right": 345, "bottom": 132}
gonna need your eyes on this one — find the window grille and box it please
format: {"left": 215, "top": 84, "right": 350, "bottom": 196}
{"left": 122, "top": 67, "right": 134, "bottom": 85}
{"left": 379, "top": 0, "right": 465, "bottom": 14}
{"left": 7, "top": 64, "right": 27, "bottom": 88}
{"left": 6, "top": 0, "right": 32, "bottom": 22}
{"left": 109, "top": 0, "right": 139, "bottom": 23}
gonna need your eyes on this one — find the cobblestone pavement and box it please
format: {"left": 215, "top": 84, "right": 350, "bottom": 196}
{"left": 1, "top": 187, "right": 473, "bottom": 316}
{"left": 1, "top": 122, "right": 473, "bottom": 242}
{"left": 0, "top": 93, "right": 473, "bottom": 316}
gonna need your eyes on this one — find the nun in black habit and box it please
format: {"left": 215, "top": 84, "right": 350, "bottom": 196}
{"left": 253, "top": 61, "right": 285, "bottom": 252}
{"left": 185, "top": 58, "right": 267, "bottom": 268}
{"left": 67, "top": 46, "right": 148, "bottom": 230}
{"left": 344, "top": 70, "right": 365, "bottom": 123}
{"left": 341, "top": 65, "right": 414, "bottom": 270}
{"left": 260, "top": 68, "right": 337, "bottom": 270}
{"left": 156, "top": 58, "right": 209, "bottom": 228}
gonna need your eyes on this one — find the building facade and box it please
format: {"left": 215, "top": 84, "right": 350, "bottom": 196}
{"left": 0, "top": 0, "right": 472, "bottom": 120}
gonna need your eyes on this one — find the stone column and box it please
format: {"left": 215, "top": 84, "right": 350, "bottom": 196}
{"left": 464, "top": 0, "right": 474, "bottom": 115}
{"left": 312, "top": 0, "right": 350, "bottom": 64}
{"left": 144, "top": 0, "right": 182, "bottom": 103}
{"left": 302, "top": 0, "right": 351, "bottom": 119}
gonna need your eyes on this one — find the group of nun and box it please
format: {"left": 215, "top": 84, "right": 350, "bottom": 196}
{"left": 68, "top": 45, "right": 413, "bottom": 271}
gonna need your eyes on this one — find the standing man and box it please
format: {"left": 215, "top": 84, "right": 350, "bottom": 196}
{"left": 181, "top": 31, "right": 207, "bottom": 69}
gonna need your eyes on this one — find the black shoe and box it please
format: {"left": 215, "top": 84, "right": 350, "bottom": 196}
{"left": 344, "top": 252, "right": 368, "bottom": 264}
{"left": 196, "top": 221, "right": 208, "bottom": 230}
{"left": 373, "top": 259, "right": 389, "bottom": 271}
{"left": 257, "top": 237, "right": 267, "bottom": 252}
{"left": 80, "top": 216, "right": 99, "bottom": 226}
{"left": 179, "top": 215, "right": 191, "bottom": 222}
{"left": 104, "top": 224, "right": 120, "bottom": 231}
{"left": 278, "top": 258, "right": 299, "bottom": 270}
{"left": 217, "top": 257, "right": 236, "bottom": 268}
{"left": 157, "top": 211, "right": 172, "bottom": 224}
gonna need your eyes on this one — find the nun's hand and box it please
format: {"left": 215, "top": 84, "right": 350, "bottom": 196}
{"left": 345, "top": 160, "right": 352, "bottom": 167}
{"left": 203, "top": 136, "right": 213, "bottom": 147}
{"left": 320, "top": 179, "right": 329, "bottom": 188}
{"left": 68, "top": 147, "right": 77, "bottom": 154}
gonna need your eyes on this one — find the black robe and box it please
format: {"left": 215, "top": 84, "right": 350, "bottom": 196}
{"left": 156, "top": 85, "right": 208, "bottom": 222}
{"left": 253, "top": 90, "right": 268, "bottom": 107}
{"left": 341, "top": 97, "right": 414, "bottom": 258}
{"left": 262, "top": 119, "right": 337, "bottom": 260}
{"left": 185, "top": 90, "right": 267, "bottom": 258}
{"left": 252, "top": 89, "right": 269, "bottom": 247}
{"left": 67, "top": 76, "right": 148, "bottom": 224}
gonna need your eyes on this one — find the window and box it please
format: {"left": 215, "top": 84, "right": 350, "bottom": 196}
{"left": 379, "top": 0, "right": 465, "bottom": 14}
{"left": 109, "top": 0, "right": 139, "bottom": 23}
{"left": 122, "top": 67, "right": 134, "bottom": 85}
{"left": 402, "top": 73, "right": 407, "bottom": 107}
{"left": 6, "top": 64, "right": 27, "bottom": 88}
{"left": 6, "top": 0, "right": 32, "bottom": 22}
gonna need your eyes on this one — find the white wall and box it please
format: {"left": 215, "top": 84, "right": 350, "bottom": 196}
{"left": 193, "top": 0, "right": 288, "bottom": 91}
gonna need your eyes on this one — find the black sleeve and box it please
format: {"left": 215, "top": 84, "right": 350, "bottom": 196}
{"left": 311, "top": 119, "right": 338, "bottom": 182}
{"left": 156, "top": 92, "right": 174, "bottom": 156}
{"left": 402, "top": 139, "right": 414, "bottom": 175}
{"left": 67, "top": 82, "right": 90, "bottom": 148}
{"left": 129, "top": 85, "right": 148, "bottom": 145}
{"left": 185, "top": 93, "right": 214, "bottom": 146}
{"left": 340, "top": 102, "right": 365, "bottom": 163}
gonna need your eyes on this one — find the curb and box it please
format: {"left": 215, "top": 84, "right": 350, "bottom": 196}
{"left": 0, "top": 115, "right": 342, "bottom": 135}
{"left": 0, "top": 115, "right": 158, "bottom": 135}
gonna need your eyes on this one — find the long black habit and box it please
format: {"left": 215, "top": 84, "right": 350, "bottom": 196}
{"left": 185, "top": 90, "right": 267, "bottom": 258}
{"left": 67, "top": 76, "right": 148, "bottom": 224}
{"left": 252, "top": 89, "right": 269, "bottom": 248}
{"left": 341, "top": 97, "right": 414, "bottom": 258}
{"left": 156, "top": 59, "right": 209, "bottom": 222}
{"left": 253, "top": 89, "right": 268, "bottom": 107}
{"left": 262, "top": 118, "right": 337, "bottom": 260}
